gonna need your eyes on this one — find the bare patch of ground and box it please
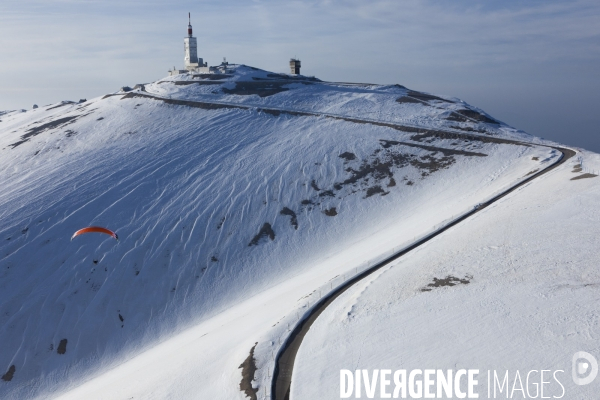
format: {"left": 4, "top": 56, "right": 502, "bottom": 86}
{"left": 406, "top": 90, "right": 453, "bottom": 103}
{"left": 323, "top": 207, "right": 338, "bottom": 216}
{"left": 339, "top": 152, "right": 356, "bottom": 161}
{"left": 280, "top": 207, "right": 298, "bottom": 229}
{"left": 571, "top": 173, "right": 598, "bottom": 181}
{"left": 57, "top": 339, "right": 68, "bottom": 354}
{"left": 410, "top": 154, "right": 455, "bottom": 177}
{"left": 239, "top": 343, "right": 259, "bottom": 400}
{"left": 248, "top": 223, "right": 275, "bottom": 246}
{"left": 9, "top": 115, "right": 82, "bottom": 148}
{"left": 333, "top": 146, "right": 410, "bottom": 190}
{"left": 524, "top": 169, "right": 539, "bottom": 177}
{"left": 449, "top": 125, "right": 489, "bottom": 134}
{"left": 421, "top": 275, "right": 472, "bottom": 292}
{"left": 446, "top": 109, "right": 498, "bottom": 124}
{"left": 319, "top": 190, "right": 335, "bottom": 197}
{"left": 1, "top": 365, "right": 15, "bottom": 382}
{"left": 301, "top": 138, "right": 486, "bottom": 212}
{"left": 46, "top": 101, "right": 75, "bottom": 111}
{"left": 366, "top": 186, "right": 388, "bottom": 198}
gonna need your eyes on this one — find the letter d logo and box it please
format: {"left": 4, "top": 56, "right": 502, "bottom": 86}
{"left": 572, "top": 351, "right": 598, "bottom": 385}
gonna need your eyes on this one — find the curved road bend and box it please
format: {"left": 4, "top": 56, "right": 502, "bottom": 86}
{"left": 272, "top": 146, "right": 576, "bottom": 400}
{"left": 112, "top": 90, "right": 575, "bottom": 399}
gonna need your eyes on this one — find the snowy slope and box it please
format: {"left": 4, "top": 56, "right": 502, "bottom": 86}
{"left": 0, "top": 65, "right": 561, "bottom": 399}
{"left": 291, "top": 152, "right": 600, "bottom": 399}
{"left": 149, "top": 66, "right": 527, "bottom": 141}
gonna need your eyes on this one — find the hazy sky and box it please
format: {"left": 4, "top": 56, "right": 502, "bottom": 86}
{"left": 1, "top": 0, "right": 599, "bottom": 151}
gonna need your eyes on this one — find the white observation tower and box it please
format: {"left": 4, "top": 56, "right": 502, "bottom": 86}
{"left": 168, "top": 13, "right": 209, "bottom": 75}
{"left": 184, "top": 13, "right": 205, "bottom": 70}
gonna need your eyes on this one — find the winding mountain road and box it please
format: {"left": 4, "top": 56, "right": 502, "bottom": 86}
{"left": 112, "top": 88, "right": 576, "bottom": 400}
{"left": 270, "top": 143, "right": 575, "bottom": 400}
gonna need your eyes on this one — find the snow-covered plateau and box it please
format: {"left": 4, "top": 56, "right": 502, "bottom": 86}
{"left": 0, "top": 65, "right": 597, "bottom": 399}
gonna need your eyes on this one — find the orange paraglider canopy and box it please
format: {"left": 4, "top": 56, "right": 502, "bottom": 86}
{"left": 71, "top": 226, "right": 118, "bottom": 241}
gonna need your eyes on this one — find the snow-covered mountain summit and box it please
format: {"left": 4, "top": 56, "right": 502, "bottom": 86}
{"left": 0, "top": 65, "right": 561, "bottom": 398}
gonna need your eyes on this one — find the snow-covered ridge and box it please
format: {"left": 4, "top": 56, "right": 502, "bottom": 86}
{"left": 0, "top": 64, "right": 561, "bottom": 399}
{"left": 148, "top": 65, "right": 523, "bottom": 139}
